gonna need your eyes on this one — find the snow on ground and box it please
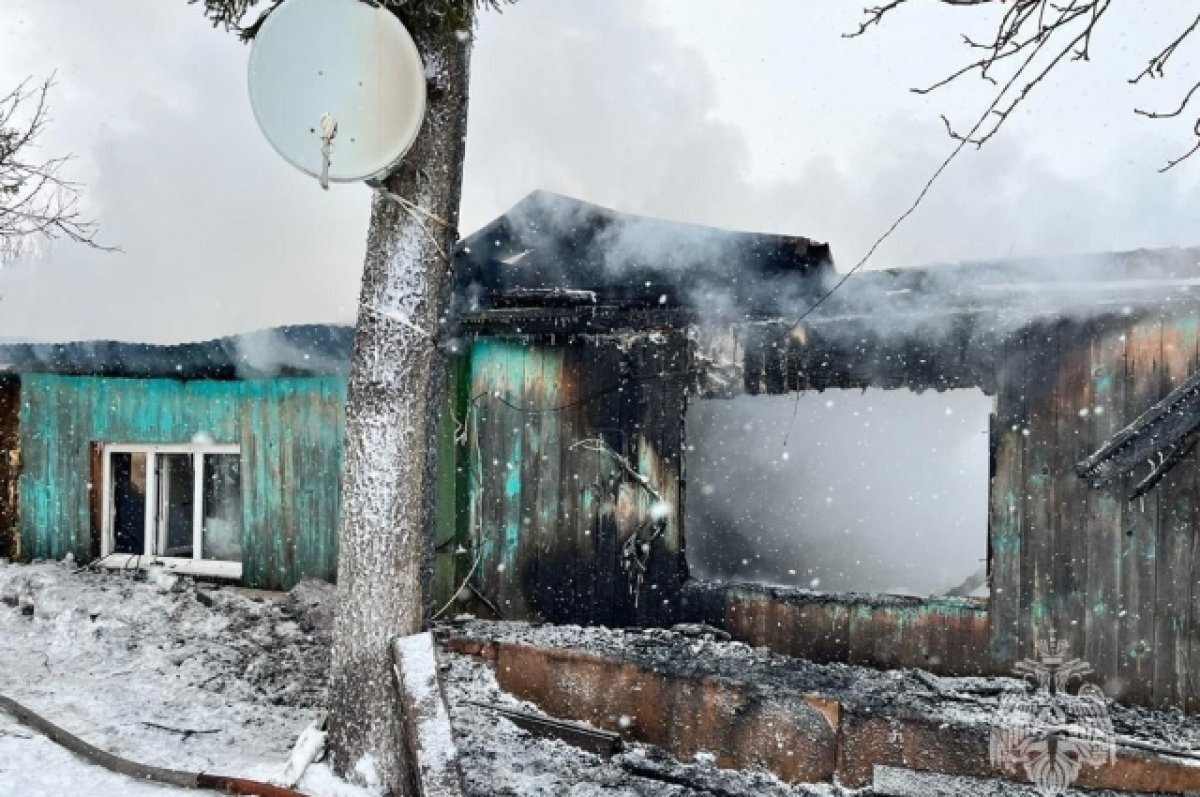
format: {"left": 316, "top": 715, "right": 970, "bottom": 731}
{"left": 0, "top": 559, "right": 858, "bottom": 796}
{"left": 0, "top": 721, "right": 184, "bottom": 796}
{"left": 1, "top": 559, "right": 1183, "bottom": 796}
{"left": 0, "top": 559, "right": 365, "bottom": 797}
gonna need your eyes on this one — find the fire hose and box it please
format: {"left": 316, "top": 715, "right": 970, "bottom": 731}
{"left": 0, "top": 693, "right": 311, "bottom": 796}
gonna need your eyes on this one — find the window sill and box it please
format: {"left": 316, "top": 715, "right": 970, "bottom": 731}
{"left": 98, "top": 554, "right": 242, "bottom": 581}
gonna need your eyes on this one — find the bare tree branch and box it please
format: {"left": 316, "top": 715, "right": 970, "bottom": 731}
{"left": 0, "top": 77, "right": 112, "bottom": 262}
{"left": 1135, "top": 80, "right": 1200, "bottom": 121}
{"left": 851, "top": 1, "right": 1200, "bottom": 171}
{"left": 788, "top": 2, "right": 1200, "bottom": 327}
{"left": 1130, "top": 12, "right": 1200, "bottom": 84}
{"left": 789, "top": 0, "right": 1109, "bottom": 331}
{"left": 1161, "top": 119, "right": 1200, "bottom": 174}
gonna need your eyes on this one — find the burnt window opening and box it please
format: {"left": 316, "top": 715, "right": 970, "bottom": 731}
{"left": 683, "top": 388, "right": 993, "bottom": 598}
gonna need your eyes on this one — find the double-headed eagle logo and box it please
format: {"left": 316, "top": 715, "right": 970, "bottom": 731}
{"left": 989, "top": 631, "right": 1115, "bottom": 796}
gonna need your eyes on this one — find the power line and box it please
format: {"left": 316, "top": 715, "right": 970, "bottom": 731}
{"left": 788, "top": 1, "right": 1075, "bottom": 331}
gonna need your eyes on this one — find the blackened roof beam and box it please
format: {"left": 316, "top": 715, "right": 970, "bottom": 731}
{"left": 1076, "top": 367, "right": 1200, "bottom": 497}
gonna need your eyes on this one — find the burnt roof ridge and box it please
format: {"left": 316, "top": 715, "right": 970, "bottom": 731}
{"left": 0, "top": 323, "right": 355, "bottom": 379}
{"left": 886, "top": 243, "right": 1200, "bottom": 282}
{"left": 466, "top": 189, "right": 832, "bottom": 247}
{"left": 454, "top": 190, "right": 835, "bottom": 316}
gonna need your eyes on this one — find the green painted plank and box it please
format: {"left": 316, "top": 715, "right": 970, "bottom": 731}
{"left": 433, "top": 352, "right": 468, "bottom": 611}
{"left": 499, "top": 341, "right": 527, "bottom": 617}
{"left": 1084, "top": 321, "right": 1127, "bottom": 687}
{"left": 18, "top": 374, "right": 345, "bottom": 589}
{"left": 988, "top": 332, "right": 1026, "bottom": 667}
{"left": 530, "top": 346, "right": 564, "bottom": 620}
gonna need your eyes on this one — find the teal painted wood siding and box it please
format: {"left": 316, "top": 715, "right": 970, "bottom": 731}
{"left": 463, "top": 336, "right": 687, "bottom": 627}
{"left": 19, "top": 374, "right": 346, "bottom": 589}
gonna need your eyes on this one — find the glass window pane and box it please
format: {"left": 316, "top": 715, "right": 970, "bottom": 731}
{"left": 202, "top": 454, "right": 242, "bottom": 562}
{"left": 158, "top": 453, "right": 195, "bottom": 558}
{"left": 111, "top": 452, "right": 147, "bottom": 555}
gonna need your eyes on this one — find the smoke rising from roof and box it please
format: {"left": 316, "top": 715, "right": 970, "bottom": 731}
{"left": 0, "top": 0, "right": 1198, "bottom": 345}
{"left": 463, "top": 1, "right": 1200, "bottom": 273}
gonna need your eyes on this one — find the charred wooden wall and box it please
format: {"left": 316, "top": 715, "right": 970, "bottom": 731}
{"left": 459, "top": 335, "right": 687, "bottom": 627}
{"left": 682, "top": 581, "right": 996, "bottom": 674}
{"left": 0, "top": 377, "right": 19, "bottom": 561}
{"left": 459, "top": 307, "right": 1200, "bottom": 710}
{"left": 696, "top": 317, "right": 997, "bottom": 397}
{"left": 989, "top": 311, "right": 1200, "bottom": 709}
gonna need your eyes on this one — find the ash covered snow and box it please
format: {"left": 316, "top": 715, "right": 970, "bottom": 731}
{"left": 2, "top": 560, "right": 1194, "bottom": 796}
{"left": 0, "top": 561, "right": 853, "bottom": 796}
{"left": 439, "top": 642, "right": 852, "bottom": 796}
{"left": 442, "top": 619, "right": 1200, "bottom": 796}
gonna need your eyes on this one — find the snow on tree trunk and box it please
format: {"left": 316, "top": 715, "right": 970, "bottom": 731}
{"left": 326, "top": 14, "right": 473, "bottom": 794}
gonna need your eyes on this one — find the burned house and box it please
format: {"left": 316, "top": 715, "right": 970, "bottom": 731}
{"left": 443, "top": 190, "right": 1200, "bottom": 712}
{"left": 6, "top": 190, "right": 1200, "bottom": 717}
{"left": 0, "top": 325, "right": 352, "bottom": 589}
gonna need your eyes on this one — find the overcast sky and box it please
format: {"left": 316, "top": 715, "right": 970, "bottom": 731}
{"left": 1, "top": 0, "right": 1198, "bottom": 342}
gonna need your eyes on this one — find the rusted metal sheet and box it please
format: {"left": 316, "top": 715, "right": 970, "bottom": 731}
{"left": 842, "top": 710, "right": 1200, "bottom": 793}
{"left": 454, "top": 635, "right": 1200, "bottom": 793}
{"left": 837, "top": 711, "right": 991, "bottom": 789}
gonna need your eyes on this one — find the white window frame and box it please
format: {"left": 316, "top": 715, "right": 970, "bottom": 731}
{"left": 100, "top": 443, "right": 243, "bottom": 580}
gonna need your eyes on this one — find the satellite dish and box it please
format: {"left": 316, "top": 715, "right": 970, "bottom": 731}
{"left": 247, "top": 0, "right": 426, "bottom": 188}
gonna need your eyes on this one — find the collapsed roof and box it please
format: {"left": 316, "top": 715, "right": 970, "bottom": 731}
{"left": 5, "top": 192, "right": 1200, "bottom": 387}
{"left": 454, "top": 190, "right": 835, "bottom": 317}
{"left": 457, "top": 191, "right": 1200, "bottom": 325}
{"left": 0, "top": 324, "right": 354, "bottom": 380}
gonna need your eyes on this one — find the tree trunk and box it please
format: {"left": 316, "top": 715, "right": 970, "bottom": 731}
{"left": 327, "top": 12, "right": 473, "bottom": 794}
